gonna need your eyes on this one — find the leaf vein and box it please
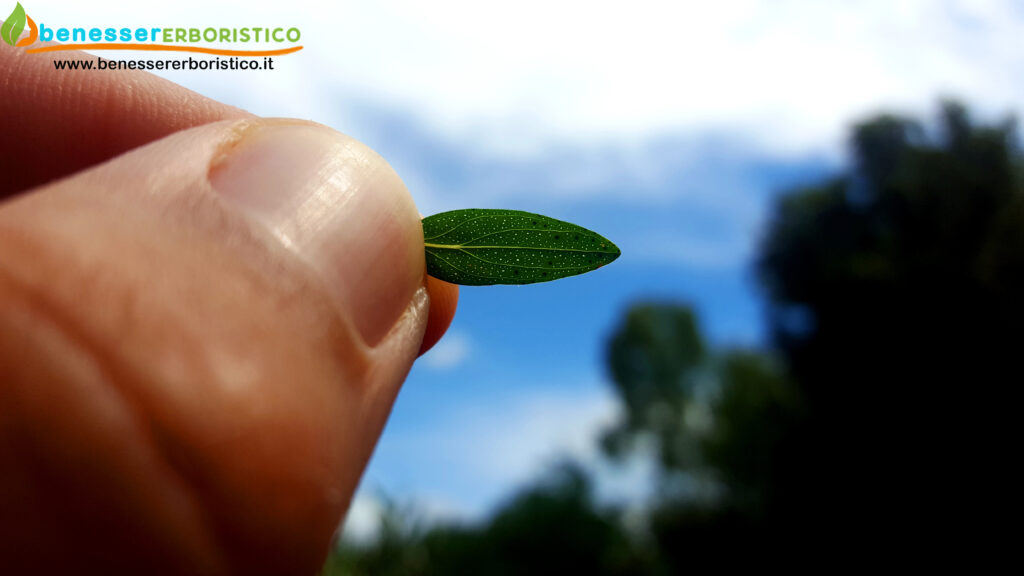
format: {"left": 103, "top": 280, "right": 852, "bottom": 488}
{"left": 423, "top": 213, "right": 493, "bottom": 241}
{"left": 425, "top": 248, "right": 505, "bottom": 281}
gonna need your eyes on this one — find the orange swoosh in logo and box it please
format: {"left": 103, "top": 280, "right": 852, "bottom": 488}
{"left": 15, "top": 14, "right": 36, "bottom": 46}
{"left": 26, "top": 43, "right": 302, "bottom": 56}
{"left": 15, "top": 14, "right": 301, "bottom": 56}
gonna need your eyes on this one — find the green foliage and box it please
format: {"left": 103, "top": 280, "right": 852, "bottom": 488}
{"left": 326, "top": 464, "right": 658, "bottom": 576}
{"left": 757, "top": 100, "right": 1023, "bottom": 529}
{"left": 700, "top": 352, "right": 798, "bottom": 512}
{"left": 602, "top": 304, "right": 799, "bottom": 517}
{"left": 602, "top": 305, "right": 707, "bottom": 473}
{"left": 422, "top": 209, "right": 620, "bottom": 285}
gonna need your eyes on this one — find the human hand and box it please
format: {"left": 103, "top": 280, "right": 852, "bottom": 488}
{"left": 0, "top": 43, "right": 458, "bottom": 574}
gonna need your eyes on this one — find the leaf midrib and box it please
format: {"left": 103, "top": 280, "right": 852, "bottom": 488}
{"left": 424, "top": 243, "right": 615, "bottom": 254}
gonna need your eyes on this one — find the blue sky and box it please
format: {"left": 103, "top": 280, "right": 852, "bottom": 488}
{"left": 36, "top": 0, "right": 1024, "bottom": 537}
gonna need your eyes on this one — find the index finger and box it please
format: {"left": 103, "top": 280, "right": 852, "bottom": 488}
{"left": 0, "top": 42, "right": 251, "bottom": 198}
{"left": 0, "top": 42, "right": 459, "bottom": 354}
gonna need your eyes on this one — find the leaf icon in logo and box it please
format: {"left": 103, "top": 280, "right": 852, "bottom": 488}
{"left": 1, "top": 2, "right": 27, "bottom": 47}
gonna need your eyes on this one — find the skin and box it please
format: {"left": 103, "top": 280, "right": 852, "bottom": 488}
{"left": 0, "top": 42, "right": 458, "bottom": 574}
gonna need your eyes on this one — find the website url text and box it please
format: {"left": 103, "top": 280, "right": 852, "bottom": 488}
{"left": 53, "top": 56, "right": 275, "bottom": 71}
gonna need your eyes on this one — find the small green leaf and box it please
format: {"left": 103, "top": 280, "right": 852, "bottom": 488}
{"left": 1, "top": 3, "right": 26, "bottom": 47}
{"left": 422, "top": 209, "right": 621, "bottom": 286}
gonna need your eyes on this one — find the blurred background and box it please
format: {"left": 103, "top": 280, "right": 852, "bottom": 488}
{"left": 50, "top": 0, "right": 1022, "bottom": 571}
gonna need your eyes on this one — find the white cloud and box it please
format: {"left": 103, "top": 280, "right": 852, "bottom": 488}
{"left": 42, "top": 1, "right": 1024, "bottom": 158}
{"left": 363, "top": 383, "right": 622, "bottom": 517}
{"left": 339, "top": 492, "right": 384, "bottom": 544}
{"left": 451, "top": 388, "right": 618, "bottom": 483}
{"left": 339, "top": 490, "right": 468, "bottom": 543}
{"left": 354, "top": 382, "right": 664, "bottom": 523}
{"left": 421, "top": 331, "right": 471, "bottom": 370}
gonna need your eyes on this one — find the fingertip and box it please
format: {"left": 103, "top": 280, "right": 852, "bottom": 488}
{"left": 209, "top": 121, "right": 424, "bottom": 348}
{"left": 419, "top": 275, "right": 459, "bottom": 356}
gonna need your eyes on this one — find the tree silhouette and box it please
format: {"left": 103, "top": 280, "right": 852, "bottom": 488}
{"left": 324, "top": 464, "right": 653, "bottom": 576}
{"left": 601, "top": 306, "right": 799, "bottom": 565}
{"left": 757, "top": 101, "right": 1022, "bottom": 538}
{"left": 602, "top": 305, "right": 707, "bottom": 480}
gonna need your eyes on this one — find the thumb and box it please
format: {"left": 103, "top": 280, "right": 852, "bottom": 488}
{"left": 0, "top": 119, "right": 434, "bottom": 574}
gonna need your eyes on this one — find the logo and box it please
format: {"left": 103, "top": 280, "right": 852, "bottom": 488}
{"left": 1, "top": 3, "right": 37, "bottom": 47}
{"left": 1, "top": 3, "right": 301, "bottom": 57}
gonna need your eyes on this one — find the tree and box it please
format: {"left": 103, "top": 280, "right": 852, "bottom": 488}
{"left": 601, "top": 305, "right": 799, "bottom": 565}
{"left": 757, "top": 101, "right": 1023, "bottom": 541}
{"left": 600, "top": 101, "right": 1023, "bottom": 557}
{"left": 325, "top": 464, "right": 652, "bottom": 576}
